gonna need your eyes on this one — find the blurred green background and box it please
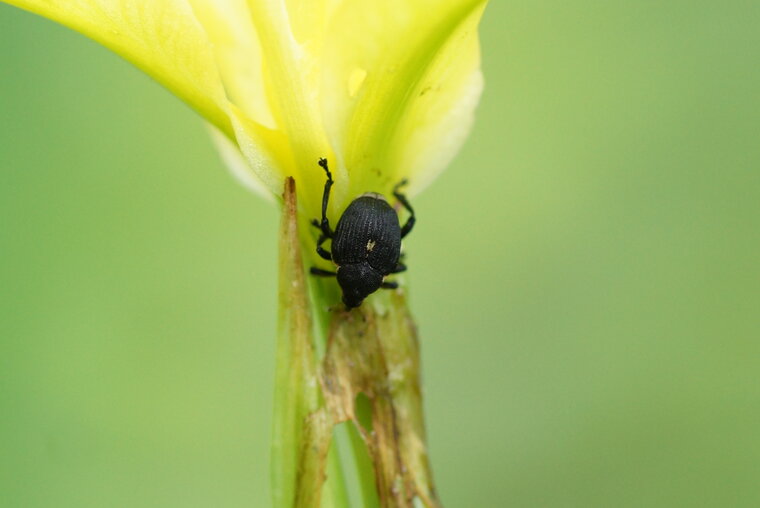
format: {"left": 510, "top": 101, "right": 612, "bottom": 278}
{"left": 2, "top": 2, "right": 759, "bottom": 507}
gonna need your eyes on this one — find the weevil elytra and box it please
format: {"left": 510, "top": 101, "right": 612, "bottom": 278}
{"left": 310, "top": 158, "right": 415, "bottom": 309}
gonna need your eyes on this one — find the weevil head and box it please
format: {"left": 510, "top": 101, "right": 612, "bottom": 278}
{"left": 336, "top": 263, "right": 383, "bottom": 309}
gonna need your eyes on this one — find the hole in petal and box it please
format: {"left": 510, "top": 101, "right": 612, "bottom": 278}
{"left": 354, "top": 391, "right": 374, "bottom": 433}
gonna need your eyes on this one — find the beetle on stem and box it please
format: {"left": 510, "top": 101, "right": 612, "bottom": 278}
{"left": 310, "top": 158, "right": 415, "bottom": 309}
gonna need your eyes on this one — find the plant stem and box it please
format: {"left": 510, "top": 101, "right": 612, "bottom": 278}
{"left": 274, "top": 177, "right": 440, "bottom": 507}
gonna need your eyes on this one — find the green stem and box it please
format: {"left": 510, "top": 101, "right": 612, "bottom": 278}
{"left": 347, "top": 417, "right": 381, "bottom": 508}
{"left": 274, "top": 177, "right": 439, "bottom": 507}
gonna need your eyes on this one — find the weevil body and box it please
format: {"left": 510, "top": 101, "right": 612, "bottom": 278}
{"left": 310, "top": 158, "right": 415, "bottom": 309}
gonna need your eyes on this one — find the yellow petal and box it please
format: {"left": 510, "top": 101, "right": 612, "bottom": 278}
{"left": 227, "top": 102, "right": 296, "bottom": 199}
{"left": 5, "top": 0, "right": 233, "bottom": 137}
{"left": 320, "top": 0, "right": 488, "bottom": 198}
{"left": 187, "top": 0, "right": 276, "bottom": 130}
{"left": 207, "top": 123, "right": 273, "bottom": 201}
{"left": 389, "top": 4, "right": 486, "bottom": 195}
{"left": 244, "top": 0, "right": 337, "bottom": 214}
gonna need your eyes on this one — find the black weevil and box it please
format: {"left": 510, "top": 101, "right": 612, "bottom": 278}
{"left": 310, "top": 158, "right": 415, "bottom": 309}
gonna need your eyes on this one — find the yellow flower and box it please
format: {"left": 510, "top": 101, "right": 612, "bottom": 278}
{"left": 4, "top": 0, "right": 487, "bottom": 220}
{"left": 3, "top": 2, "right": 489, "bottom": 505}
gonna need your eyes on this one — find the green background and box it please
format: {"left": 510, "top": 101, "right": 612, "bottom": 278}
{"left": 2, "top": 2, "right": 759, "bottom": 506}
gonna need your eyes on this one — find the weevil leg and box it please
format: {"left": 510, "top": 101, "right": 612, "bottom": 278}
{"left": 391, "top": 262, "right": 407, "bottom": 274}
{"left": 393, "top": 179, "right": 416, "bottom": 239}
{"left": 310, "top": 267, "right": 337, "bottom": 277}
{"left": 381, "top": 281, "right": 399, "bottom": 289}
{"left": 316, "top": 234, "right": 333, "bottom": 261}
{"left": 315, "top": 158, "right": 334, "bottom": 238}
